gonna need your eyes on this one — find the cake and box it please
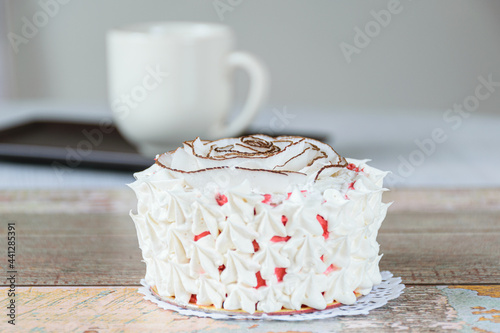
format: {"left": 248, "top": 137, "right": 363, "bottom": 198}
{"left": 129, "top": 135, "right": 390, "bottom": 314}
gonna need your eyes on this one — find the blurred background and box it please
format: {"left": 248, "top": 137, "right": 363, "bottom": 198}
{"left": 1, "top": 0, "right": 499, "bottom": 188}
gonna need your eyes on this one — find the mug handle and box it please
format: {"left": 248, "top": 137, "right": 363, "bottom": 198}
{"left": 211, "top": 51, "right": 269, "bottom": 138}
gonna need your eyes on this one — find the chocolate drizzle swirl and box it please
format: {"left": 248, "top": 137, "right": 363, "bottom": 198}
{"left": 190, "top": 135, "right": 282, "bottom": 160}
{"left": 156, "top": 135, "right": 347, "bottom": 181}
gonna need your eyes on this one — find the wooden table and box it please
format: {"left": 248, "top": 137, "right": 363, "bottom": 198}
{"left": 1, "top": 188, "right": 499, "bottom": 332}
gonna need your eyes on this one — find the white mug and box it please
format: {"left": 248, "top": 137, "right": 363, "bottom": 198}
{"left": 107, "top": 22, "right": 269, "bottom": 157}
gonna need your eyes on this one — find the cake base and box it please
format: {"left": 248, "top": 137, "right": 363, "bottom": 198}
{"left": 139, "top": 272, "right": 405, "bottom": 321}
{"left": 150, "top": 285, "right": 358, "bottom": 316}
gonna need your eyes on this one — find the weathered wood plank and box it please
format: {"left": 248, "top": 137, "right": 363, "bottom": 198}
{"left": 0, "top": 212, "right": 498, "bottom": 286}
{"left": 382, "top": 212, "right": 500, "bottom": 233}
{"left": 0, "top": 189, "right": 136, "bottom": 215}
{"left": 1, "top": 212, "right": 135, "bottom": 236}
{"left": 3, "top": 211, "right": 500, "bottom": 236}
{"left": 1, "top": 285, "right": 499, "bottom": 332}
{"left": 14, "top": 235, "right": 144, "bottom": 286}
{"left": 379, "top": 232, "right": 500, "bottom": 284}
{"left": 1, "top": 188, "right": 500, "bottom": 215}
{"left": 384, "top": 188, "right": 500, "bottom": 213}
{"left": 0, "top": 189, "right": 499, "bottom": 330}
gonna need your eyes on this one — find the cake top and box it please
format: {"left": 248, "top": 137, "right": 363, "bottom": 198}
{"left": 155, "top": 135, "right": 347, "bottom": 181}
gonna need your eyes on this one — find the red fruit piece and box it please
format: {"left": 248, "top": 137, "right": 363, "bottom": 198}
{"left": 215, "top": 193, "right": 228, "bottom": 206}
{"left": 193, "top": 231, "right": 210, "bottom": 241}
{"left": 281, "top": 215, "right": 288, "bottom": 226}
{"left": 255, "top": 271, "right": 267, "bottom": 288}
{"left": 316, "top": 214, "right": 329, "bottom": 239}
{"left": 218, "top": 265, "right": 225, "bottom": 273}
{"left": 189, "top": 294, "right": 197, "bottom": 304}
{"left": 271, "top": 236, "right": 291, "bottom": 242}
{"left": 274, "top": 267, "right": 286, "bottom": 282}
{"left": 252, "top": 240, "right": 260, "bottom": 252}
{"left": 348, "top": 182, "right": 355, "bottom": 190}
{"left": 262, "top": 194, "right": 272, "bottom": 204}
{"left": 324, "top": 264, "right": 337, "bottom": 275}
{"left": 347, "top": 163, "right": 360, "bottom": 172}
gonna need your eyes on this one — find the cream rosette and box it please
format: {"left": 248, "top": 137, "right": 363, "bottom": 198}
{"left": 142, "top": 135, "right": 348, "bottom": 193}
{"left": 129, "top": 135, "right": 390, "bottom": 314}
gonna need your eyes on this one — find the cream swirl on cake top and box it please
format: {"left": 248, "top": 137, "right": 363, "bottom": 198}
{"left": 158, "top": 135, "right": 346, "bottom": 174}
{"left": 154, "top": 135, "right": 347, "bottom": 192}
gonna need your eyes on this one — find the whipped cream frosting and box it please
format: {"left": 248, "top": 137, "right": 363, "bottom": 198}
{"left": 153, "top": 135, "right": 347, "bottom": 194}
{"left": 130, "top": 135, "right": 389, "bottom": 314}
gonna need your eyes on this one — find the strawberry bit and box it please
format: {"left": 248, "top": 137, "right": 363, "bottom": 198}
{"left": 193, "top": 231, "right": 210, "bottom": 241}
{"left": 262, "top": 193, "right": 279, "bottom": 207}
{"left": 346, "top": 163, "right": 361, "bottom": 172}
{"left": 189, "top": 294, "right": 197, "bottom": 304}
{"left": 215, "top": 193, "right": 228, "bottom": 206}
{"left": 255, "top": 271, "right": 267, "bottom": 288}
{"left": 281, "top": 215, "right": 288, "bottom": 226}
{"left": 271, "top": 235, "right": 291, "bottom": 242}
{"left": 274, "top": 267, "right": 287, "bottom": 282}
{"left": 324, "top": 264, "right": 338, "bottom": 275}
{"left": 262, "top": 194, "right": 272, "bottom": 204}
{"left": 348, "top": 182, "right": 356, "bottom": 190}
{"left": 252, "top": 240, "right": 260, "bottom": 252}
{"left": 316, "top": 214, "right": 329, "bottom": 239}
{"left": 320, "top": 255, "right": 339, "bottom": 274}
{"left": 344, "top": 194, "right": 350, "bottom": 200}
{"left": 218, "top": 265, "right": 225, "bottom": 273}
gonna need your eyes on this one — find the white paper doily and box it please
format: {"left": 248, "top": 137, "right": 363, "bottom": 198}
{"left": 138, "top": 271, "right": 404, "bottom": 321}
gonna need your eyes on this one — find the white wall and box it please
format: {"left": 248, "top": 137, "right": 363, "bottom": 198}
{"left": 3, "top": 0, "right": 500, "bottom": 114}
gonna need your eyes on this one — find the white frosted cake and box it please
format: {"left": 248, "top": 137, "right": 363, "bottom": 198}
{"left": 130, "top": 135, "right": 390, "bottom": 314}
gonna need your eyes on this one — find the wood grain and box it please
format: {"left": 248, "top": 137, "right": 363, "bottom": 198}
{"left": 0, "top": 189, "right": 499, "bottom": 331}
{"left": 0, "top": 210, "right": 498, "bottom": 286}
{"left": 1, "top": 188, "right": 500, "bottom": 215}
{"left": 384, "top": 188, "right": 500, "bottom": 213}
{"left": 1, "top": 285, "right": 497, "bottom": 332}
{"left": 381, "top": 212, "right": 500, "bottom": 233}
